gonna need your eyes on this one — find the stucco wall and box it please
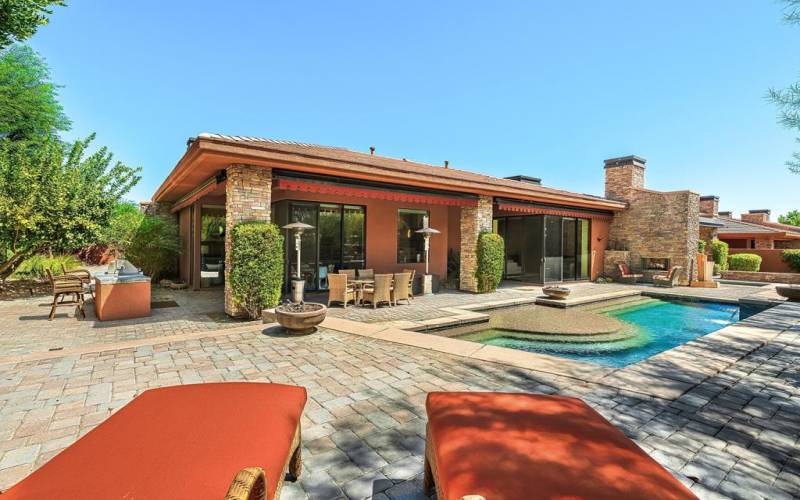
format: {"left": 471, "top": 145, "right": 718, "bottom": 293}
{"left": 728, "top": 249, "right": 795, "bottom": 274}
{"left": 272, "top": 189, "right": 452, "bottom": 278}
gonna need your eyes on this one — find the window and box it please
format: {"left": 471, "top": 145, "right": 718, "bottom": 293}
{"left": 397, "top": 209, "right": 429, "bottom": 263}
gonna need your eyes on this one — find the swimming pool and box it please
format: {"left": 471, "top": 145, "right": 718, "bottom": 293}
{"left": 455, "top": 298, "right": 739, "bottom": 368}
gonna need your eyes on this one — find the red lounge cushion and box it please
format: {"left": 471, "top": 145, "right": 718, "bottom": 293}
{"left": 426, "top": 392, "right": 696, "bottom": 500}
{"left": 2, "top": 382, "right": 306, "bottom": 500}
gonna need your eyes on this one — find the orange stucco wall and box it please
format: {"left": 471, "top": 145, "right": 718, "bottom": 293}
{"left": 272, "top": 189, "right": 451, "bottom": 278}
{"left": 590, "top": 218, "right": 610, "bottom": 281}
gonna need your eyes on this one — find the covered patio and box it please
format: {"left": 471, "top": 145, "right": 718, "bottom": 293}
{"left": 151, "top": 134, "right": 624, "bottom": 316}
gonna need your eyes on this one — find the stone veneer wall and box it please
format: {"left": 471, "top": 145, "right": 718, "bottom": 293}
{"left": 224, "top": 165, "right": 273, "bottom": 316}
{"left": 607, "top": 189, "right": 699, "bottom": 284}
{"left": 721, "top": 270, "right": 800, "bottom": 284}
{"left": 699, "top": 226, "right": 718, "bottom": 257}
{"left": 603, "top": 250, "right": 630, "bottom": 277}
{"left": 459, "top": 196, "right": 493, "bottom": 292}
{"left": 754, "top": 238, "right": 774, "bottom": 250}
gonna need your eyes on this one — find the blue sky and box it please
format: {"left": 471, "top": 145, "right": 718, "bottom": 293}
{"left": 29, "top": 1, "right": 800, "bottom": 218}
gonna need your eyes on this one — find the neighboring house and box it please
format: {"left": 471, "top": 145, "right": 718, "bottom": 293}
{"left": 715, "top": 209, "right": 800, "bottom": 250}
{"left": 151, "top": 135, "right": 706, "bottom": 315}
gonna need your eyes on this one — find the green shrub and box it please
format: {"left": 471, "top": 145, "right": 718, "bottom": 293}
{"left": 783, "top": 249, "right": 800, "bottom": 272}
{"left": 446, "top": 248, "right": 460, "bottom": 288}
{"left": 125, "top": 216, "right": 180, "bottom": 280}
{"left": 710, "top": 239, "right": 729, "bottom": 271}
{"left": 713, "top": 263, "right": 721, "bottom": 276}
{"left": 230, "top": 222, "right": 284, "bottom": 318}
{"left": 697, "top": 240, "right": 707, "bottom": 253}
{"left": 728, "top": 253, "right": 762, "bottom": 272}
{"left": 12, "top": 254, "right": 80, "bottom": 279}
{"left": 475, "top": 232, "right": 504, "bottom": 293}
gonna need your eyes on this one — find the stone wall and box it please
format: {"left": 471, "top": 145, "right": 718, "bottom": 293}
{"left": 605, "top": 157, "right": 699, "bottom": 285}
{"left": 224, "top": 165, "right": 273, "bottom": 316}
{"left": 603, "top": 250, "right": 630, "bottom": 277}
{"left": 754, "top": 238, "right": 774, "bottom": 250}
{"left": 721, "top": 270, "right": 800, "bottom": 284}
{"left": 459, "top": 196, "right": 493, "bottom": 292}
{"left": 699, "top": 226, "right": 718, "bottom": 254}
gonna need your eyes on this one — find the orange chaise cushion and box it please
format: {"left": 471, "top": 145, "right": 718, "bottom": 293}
{"left": 2, "top": 382, "right": 307, "bottom": 500}
{"left": 426, "top": 392, "right": 696, "bottom": 500}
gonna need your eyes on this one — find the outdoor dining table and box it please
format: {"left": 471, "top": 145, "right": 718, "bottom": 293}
{"left": 350, "top": 279, "right": 374, "bottom": 305}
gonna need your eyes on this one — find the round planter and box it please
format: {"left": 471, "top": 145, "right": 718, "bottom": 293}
{"left": 542, "top": 286, "right": 571, "bottom": 300}
{"left": 776, "top": 285, "right": 800, "bottom": 302}
{"left": 275, "top": 303, "right": 327, "bottom": 334}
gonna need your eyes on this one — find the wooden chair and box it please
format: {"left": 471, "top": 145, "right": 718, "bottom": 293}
{"left": 402, "top": 269, "right": 416, "bottom": 300}
{"left": 357, "top": 268, "right": 374, "bottom": 279}
{"left": 226, "top": 467, "right": 267, "bottom": 500}
{"left": 61, "top": 263, "right": 94, "bottom": 298}
{"left": 392, "top": 272, "right": 411, "bottom": 305}
{"left": 337, "top": 269, "right": 356, "bottom": 280}
{"left": 46, "top": 269, "right": 85, "bottom": 320}
{"left": 654, "top": 266, "right": 682, "bottom": 287}
{"left": 327, "top": 273, "right": 357, "bottom": 308}
{"left": 616, "top": 263, "right": 643, "bottom": 284}
{"left": 361, "top": 274, "right": 393, "bottom": 309}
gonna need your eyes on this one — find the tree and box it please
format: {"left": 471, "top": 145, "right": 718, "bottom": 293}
{"left": 778, "top": 209, "right": 800, "bottom": 226}
{"left": 124, "top": 216, "right": 179, "bottom": 281}
{"left": 100, "top": 201, "right": 145, "bottom": 257}
{"left": 769, "top": 1, "right": 800, "bottom": 173}
{"left": 0, "top": 135, "right": 141, "bottom": 278}
{"left": 0, "top": 0, "right": 65, "bottom": 48}
{"left": 0, "top": 45, "right": 70, "bottom": 140}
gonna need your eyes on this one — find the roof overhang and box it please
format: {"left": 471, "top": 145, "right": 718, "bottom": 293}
{"left": 153, "top": 137, "right": 627, "bottom": 212}
{"left": 718, "top": 232, "right": 800, "bottom": 240}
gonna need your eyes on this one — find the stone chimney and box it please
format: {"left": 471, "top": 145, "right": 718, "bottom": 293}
{"left": 699, "top": 195, "right": 719, "bottom": 217}
{"left": 741, "top": 209, "right": 770, "bottom": 224}
{"left": 604, "top": 156, "right": 646, "bottom": 202}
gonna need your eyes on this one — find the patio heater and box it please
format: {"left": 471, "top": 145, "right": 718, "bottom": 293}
{"left": 282, "top": 222, "right": 314, "bottom": 303}
{"left": 415, "top": 226, "right": 440, "bottom": 295}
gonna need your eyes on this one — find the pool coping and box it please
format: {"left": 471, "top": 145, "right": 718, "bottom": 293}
{"left": 318, "top": 298, "right": 800, "bottom": 401}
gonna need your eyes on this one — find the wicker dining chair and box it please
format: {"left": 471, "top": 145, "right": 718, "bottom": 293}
{"left": 327, "top": 273, "right": 357, "bottom": 308}
{"left": 357, "top": 268, "right": 374, "bottom": 279}
{"left": 392, "top": 273, "right": 412, "bottom": 305}
{"left": 46, "top": 269, "right": 85, "bottom": 320}
{"left": 337, "top": 269, "right": 356, "bottom": 280}
{"left": 61, "top": 263, "right": 94, "bottom": 299}
{"left": 361, "top": 274, "right": 393, "bottom": 309}
{"left": 402, "top": 269, "right": 416, "bottom": 300}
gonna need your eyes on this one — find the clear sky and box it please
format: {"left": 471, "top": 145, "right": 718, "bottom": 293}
{"left": 28, "top": 1, "right": 800, "bottom": 218}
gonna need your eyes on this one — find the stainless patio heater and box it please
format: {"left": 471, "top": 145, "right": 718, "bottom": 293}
{"left": 415, "top": 226, "right": 440, "bottom": 295}
{"left": 282, "top": 222, "right": 314, "bottom": 303}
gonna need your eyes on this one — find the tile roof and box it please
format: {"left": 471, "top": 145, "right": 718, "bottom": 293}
{"left": 717, "top": 217, "right": 789, "bottom": 234}
{"left": 193, "top": 133, "right": 621, "bottom": 208}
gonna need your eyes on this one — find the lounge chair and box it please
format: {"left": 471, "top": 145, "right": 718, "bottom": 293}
{"left": 392, "top": 272, "right": 412, "bottom": 305}
{"left": 0, "top": 383, "right": 307, "bottom": 500}
{"left": 357, "top": 268, "right": 374, "bottom": 279}
{"left": 327, "top": 273, "right": 357, "bottom": 308}
{"left": 46, "top": 269, "right": 85, "bottom": 320}
{"left": 654, "top": 266, "right": 682, "bottom": 287}
{"left": 402, "top": 268, "right": 416, "bottom": 300}
{"left": 423, "top": 392, "right": 695, "bottom": 500}
{"left": 361, "top": 273, "right": 393, "bottom": 308}
{"left": 337, "top": 269, "right": 356, "bottom": 280}
{"left": 616, "top": 263, "right": 643, "bottom": 284}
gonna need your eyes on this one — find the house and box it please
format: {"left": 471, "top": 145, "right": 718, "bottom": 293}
{"left": 150, "top": 134, "right": 704, "bottom": 315}
{"left": 715, "top": 209, "right": 800, "bottom": 250}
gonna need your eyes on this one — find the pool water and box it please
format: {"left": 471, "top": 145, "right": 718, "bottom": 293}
{"left": 476, "top": 299, "right": 739, "bottom": 368}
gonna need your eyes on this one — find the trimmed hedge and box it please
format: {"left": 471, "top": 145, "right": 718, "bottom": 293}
{"left": 475, "top": 232, "right": 504, "bottom": 293}
{"left": 783, "top": 249, "right": 800, "bottom": 272}
{"left": 710, "top": 239, "right": 729, "bottom": 271}
{"left": 728, "top": 253, "right": 762, "bottom": 272}
{"left": 230, "top": 222, "right": 284, "bottom": 318}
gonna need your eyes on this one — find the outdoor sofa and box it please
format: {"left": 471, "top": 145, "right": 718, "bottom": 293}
{"left": 0, "top": 382, "right": 306, "bottom": 500}
{"left": 423, "top": 392, "right": 696, "bottom": 500}
{"left": 616, "top": 263, "right": 643, "bottom": 284}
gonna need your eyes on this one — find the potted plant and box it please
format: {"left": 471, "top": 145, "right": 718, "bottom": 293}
{"left": 274, "top": 302, "right": 327, "bottom": 334}
{"left": 542, "top": 285, "right": 571, "bottom": 299}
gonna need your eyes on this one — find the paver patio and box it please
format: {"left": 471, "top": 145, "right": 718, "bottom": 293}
{"left": 0, "top": 282, "right": 798, "bottom": 499}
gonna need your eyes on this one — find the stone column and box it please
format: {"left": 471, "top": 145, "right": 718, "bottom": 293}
{"left": 224, "top": 165, "right": 272, "bottom": 316}
{"left": 459, "top": 196, "right": 493, "bottom": 292}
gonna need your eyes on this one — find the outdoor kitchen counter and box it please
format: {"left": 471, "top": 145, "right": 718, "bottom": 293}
{"left": 94, "top": 273, "right": 151, "bottom": 321}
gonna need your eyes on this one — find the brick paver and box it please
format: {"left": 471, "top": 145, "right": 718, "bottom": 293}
{"left": 1, "top": 318, "right": 798, "bottom": 499}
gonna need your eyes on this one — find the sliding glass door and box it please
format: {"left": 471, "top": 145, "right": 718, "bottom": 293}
{"left": 494, "top": 214, "right": 591, "bottom": 283}
{"left": 278, "top": 201, "right": 366, "bottom": 291}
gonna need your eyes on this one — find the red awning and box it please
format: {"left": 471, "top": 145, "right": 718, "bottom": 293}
{"left": 275, "top": 178, "right": 479, "bottom": 207}
{"left": 497, "top": 202, "right": 612, "bottom": 221}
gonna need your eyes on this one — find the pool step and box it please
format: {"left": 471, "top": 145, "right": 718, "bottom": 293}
{"left": 584, "top": 296, "right": 659, "bottom": 314}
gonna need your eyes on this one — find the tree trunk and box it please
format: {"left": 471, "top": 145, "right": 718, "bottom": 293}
{"left": 0, "top": 252, "right": 30, "bottom": 281}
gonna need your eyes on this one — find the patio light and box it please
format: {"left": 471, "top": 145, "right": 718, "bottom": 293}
{"left": 283, "top": 222, "right": 314, "bottom": 303}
